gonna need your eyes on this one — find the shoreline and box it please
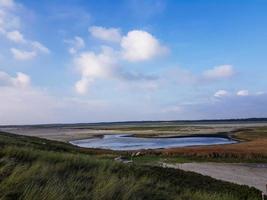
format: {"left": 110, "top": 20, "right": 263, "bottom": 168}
{"left": 69, "top": 133, "right": 238, "bottom": 152}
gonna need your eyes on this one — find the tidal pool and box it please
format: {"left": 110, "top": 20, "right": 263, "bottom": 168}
{"left": 70, "top": 134, "right": 236, "bottom": 151}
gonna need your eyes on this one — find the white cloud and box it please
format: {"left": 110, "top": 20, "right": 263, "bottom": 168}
{"left": 77, "top": 26, "right": 237, "bottom": 94}
{"left": 0, "top": 70, "right": 112, "bottom": 125}
{"left": 0, "top": 71, "right": 13, "bottom": 86}
{"left": 214, "top": 90, "right": 229, "bottom": 98}
{"left": 75, "top": 77, "right": 93, "bottom": 94}
{"left": 88, "top": 27, "right": 168, "bottom": 62}
{"left": 89, "top": 26, "right": 121, "bottom": 43}
{"left": 74, "top": 46, "right": 117, "bottom": 94}
{"left": 6, "top": 30, "right": 25, "bottom": 43}
{"left": 4, "top": 31, "right": 49, "bottom": 58}
{"left": 10, "top": 48, "right": 36, "bottom": 60}
{"left": 203, "top": 65, "right": 234, "bottom": 80}
{"left": 75, "top": 47, "right": 116, "bottom": 78}
{"left": 237, "top": 90, "right": 249, "bottom": 96}
{"left": 0, "top": 0, "right": 15, "bottom": 9}
{"left": 73, "top": 27, "right": 170, "bottom": 94}
{"left": 31, "top": 41, "right": 50, "bottom": 54}
{"left": 13, "top": 72, "right": 30, "bottom": 87}
{"left": 9, "top": 41, "right": 49, "bottom": 61}
{"left": 0, "top": 1, "right": 50, "bottom": 60}
{"left": 64, "top": 36, "right": 85, "bottom": 54}
{"left": 121, "top": 30, "right": 167, "bottom": 62}
{"left": 0, "top": 70, "right": 30, "bottom": 88}
{"left": 73, "top": 40, "right": 161, "bottom": 94}
{"left": 0, "top": 1, "right": 20, "bottom": 31}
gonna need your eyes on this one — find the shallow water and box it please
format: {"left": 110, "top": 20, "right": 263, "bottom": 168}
{"left": 70, "top": 134, "right": 236, "bottom": 151}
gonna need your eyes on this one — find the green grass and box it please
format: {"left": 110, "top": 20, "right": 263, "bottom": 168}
{"left": 0, "top": 132, "right": 264, "bottom": 200}
{"left": 129, "top": 155, "right": 193, "bottom": 166}
{"left": 131, "top": 153, "right": 267, "bottom": 165}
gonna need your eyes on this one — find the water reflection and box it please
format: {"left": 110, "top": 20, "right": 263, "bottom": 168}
{"left": 70, "top": 134, "right": 236, "bottom": 151}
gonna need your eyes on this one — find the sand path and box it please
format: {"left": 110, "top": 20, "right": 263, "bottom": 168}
{"left": 164, "top": 162, "right": 267, "bottom": 193}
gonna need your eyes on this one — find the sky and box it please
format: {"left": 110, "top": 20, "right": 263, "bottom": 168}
{"left": 1, "top": 0, "right": 267, "bottom": 125}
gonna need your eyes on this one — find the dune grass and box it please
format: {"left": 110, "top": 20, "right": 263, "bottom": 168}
{"left": 0, "top": 132, "right": 264, "bottom": 200}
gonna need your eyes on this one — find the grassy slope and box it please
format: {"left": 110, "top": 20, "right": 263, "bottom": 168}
{"left": 0, "top": 132, "right": 263, "bottom": 200}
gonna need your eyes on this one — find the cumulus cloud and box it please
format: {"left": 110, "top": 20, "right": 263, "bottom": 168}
{"left": 31, "top": 41, "right": 50, "bottom": 54}
{"left": 202, "top": 65, "right": 234, "bottom": 80}
{"left": 121, "top": 30, "right": 167, "bottom": 62}
{"left": 74, "top": 26, "right": 238, "bottom": 94}
{"left": 74, "top": 46, "right": 117, "bottom": 94}
{"left": 237, "top": 90, "right": 249, "bottom": 96}
{"left": 88, "top": 27, "right": 168, "bottom": 60}
{"left": 0, "top": 70, "right": 30, "bottom": 88}
{"left": 89, "top": 26, "right": 122, "bottom": 43}
{"left": 13, "top": 72, "right": 30, "bottom": 87}
{"left": 64, "top": 36, "right": 85, "bottom": 54}
{"left": 0, "top": 0, "right": 20, "bottom": 31}
{"left": 214, "top": 90, "right": 229, "bottom": 98}
{"left": 10, "top": 48, "right": 36, "bottom": 60}
{"left": 88, "top": 27, "right": 168, "bottom": 62}
{"left": 3, "top": 29, "right": 49, "bottom": 57}
{"left": 73, "top": 42, "right": 160, "bottom": 94}
{"left": 0, "top": 0, "right": 49, "bottom": 60}
{"left": 75, "top": 77, "right": 93, "bottom": 95}
{"left": 4, "top": 32, "right": 49, "bottom": 59}
{"left": 5, "top": 30, "right": 25, "bottom": 43}
{"left": 75, "top": 46, "right": 116, "bottom": 79}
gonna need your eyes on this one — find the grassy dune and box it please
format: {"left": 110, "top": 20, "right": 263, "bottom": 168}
{"left": 0, "top": 132, "right": 263, "bottom": 200}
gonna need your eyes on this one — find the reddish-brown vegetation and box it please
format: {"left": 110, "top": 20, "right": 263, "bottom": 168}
{"left": 158, "top": 139, "right": 267, "bottom": 158}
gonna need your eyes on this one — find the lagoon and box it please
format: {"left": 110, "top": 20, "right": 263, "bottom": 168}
{"left": 70, "top": 134, "right": 236, "bottom": 151}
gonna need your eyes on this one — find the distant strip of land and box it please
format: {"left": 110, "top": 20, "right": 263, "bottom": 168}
{"left": 1, "top": 119, "right": 267, "bottom": 163}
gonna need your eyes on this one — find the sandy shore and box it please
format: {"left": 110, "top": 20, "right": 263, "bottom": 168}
{"left": 164, "top": 162, "right": 267, "bottom": 193}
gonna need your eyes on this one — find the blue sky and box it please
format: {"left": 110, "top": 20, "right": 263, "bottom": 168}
{"left": 0, "top": 0, "right": 267, "bottom": 125}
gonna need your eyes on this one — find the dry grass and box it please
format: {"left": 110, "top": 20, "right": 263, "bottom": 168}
{"left": 159, "top": 139, "right": 267, "bottom": 156}
{"left": 147, "top": 127, "right": 267, "bottom": 162}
